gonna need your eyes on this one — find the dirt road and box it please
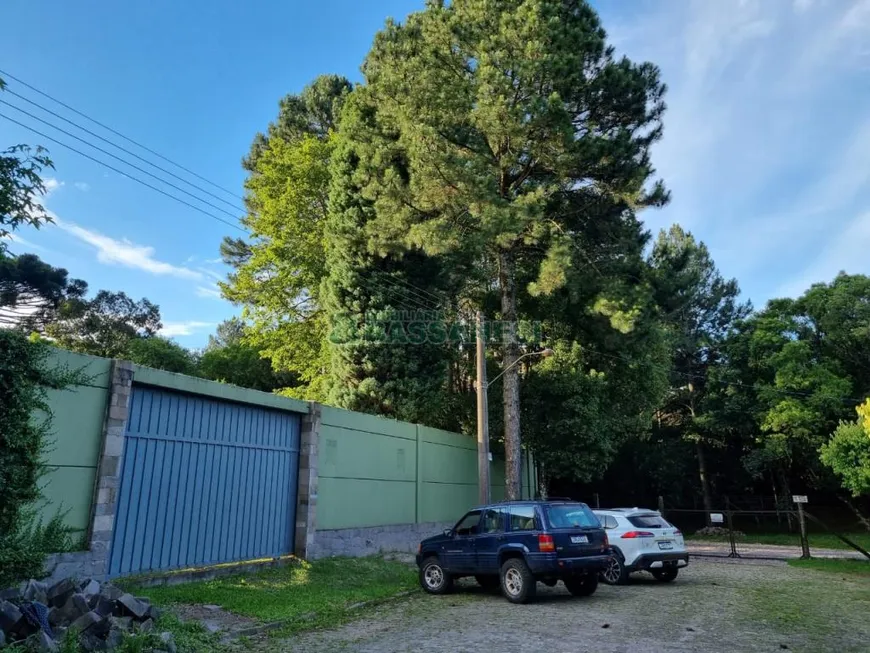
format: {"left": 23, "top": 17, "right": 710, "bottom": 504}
{"left": 279, "top": 559, "right": 869, "bottom": 653}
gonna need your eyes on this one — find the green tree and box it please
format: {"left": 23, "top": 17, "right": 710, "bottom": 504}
{"left": 0, "top": 252, "right": 88, "bottom": 330}
{"left": 198, "top": 318, "right": 294, "bottom": 392}
{"left": 46, "top": 290, "right": 161, "bottom": 358}
{"left": 125, "top": 336, "right": 198, "bottom": 375}
{"left": 821, "top": 418, "right": 870, "bottom": 499}
{"left": 222, "top": 75, "right": 353, "bottom": 401}
{"left": 648, "top": 225, "right": 751, "bottom": 515}
{"left": 1, "top": 77, "right": 54, "bottom": 248}
{"left": 349, "top": 0, "right": 668, "bottom": 497}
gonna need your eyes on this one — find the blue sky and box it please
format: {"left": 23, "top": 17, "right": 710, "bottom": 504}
{"left": 2, "top": 0, "right": 869, "bottom": 347}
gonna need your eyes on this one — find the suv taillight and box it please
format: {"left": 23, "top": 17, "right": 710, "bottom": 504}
{"left": 621, "top": 531, "right": 655, "bottom": 539}
{"left": 674, "top": 530, "right": 682, "bottom": 536}
{"left": 538, "top": 534, "right": 555, "bottom": 552}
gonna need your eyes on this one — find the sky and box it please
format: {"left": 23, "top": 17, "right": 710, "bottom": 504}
{"left": 2, "top": 0, "right": 869, "bottom": 347}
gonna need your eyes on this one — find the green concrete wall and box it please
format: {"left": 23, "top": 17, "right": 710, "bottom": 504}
{"left": 317, "top": 406, "right": 536, "bottom": 530}
{"left": 38, "top": 349, "right": 112, "bottom": 539}
{"left": 39, "top": 349, "right": 536, "bottom": 540}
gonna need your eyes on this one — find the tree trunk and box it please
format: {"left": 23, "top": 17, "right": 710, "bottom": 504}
{"left": 499, "top": 250, "right": 522, "bottom": 500}
{"left": 538, "top": 461, "right": 549, "bottom": 500}
{"left": 696, "top": 440, "right": 714, "bottom": 523}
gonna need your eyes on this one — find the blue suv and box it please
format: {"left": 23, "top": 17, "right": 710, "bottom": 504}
{"left": 416, "top": 499, "right": 610, "bottom": 603}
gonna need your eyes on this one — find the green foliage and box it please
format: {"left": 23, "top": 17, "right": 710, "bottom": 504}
{"left": 125, "top": 336, "right": 199, "bottom": 375}
{"left": 199, "top": 320, "right": 294, "bottom": 392}
{"left": 0, "top": 143, "right": 54, "bottom": 250}
{"left": 820, "top": 419, "right": 870, "bottom": 498}
{"left": 0, "top": 330, "right": 77, "bottom": 585}
{"left": 45, "top": 289, "right": 161, "bottom": 358}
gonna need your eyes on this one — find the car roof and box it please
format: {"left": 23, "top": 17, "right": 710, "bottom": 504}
{"left": 593, "top": 508, "right": 661, "bottom": 517}
{"left": 472, "top": 499, "right": 590, "bottom": 510}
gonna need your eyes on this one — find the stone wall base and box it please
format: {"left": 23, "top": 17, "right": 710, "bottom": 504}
{"left": 311, "top": 521, "right": 454, "bottom": 559}
{"left": 42, "top": 551, "right": 108, "bottom": 585}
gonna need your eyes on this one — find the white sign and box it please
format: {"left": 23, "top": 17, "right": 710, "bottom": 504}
{"left": 710, "top": 513, "right": 725, "bottom": 524}
{"left": 488, "top": 452, "right": 493, "bottom": 462}
{"left": 792, "top": 495, "right": 808, "bottom": 504}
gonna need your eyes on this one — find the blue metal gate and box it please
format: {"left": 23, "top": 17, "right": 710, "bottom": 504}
{"left": 109, "top": 385, "right": 300, "bottom": 576}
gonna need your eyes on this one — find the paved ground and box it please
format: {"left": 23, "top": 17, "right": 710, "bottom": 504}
{"left": 277, "top": 559, "right": 869, "bottom": 653}
{"left": 686, "top": 541, "right": 867, "bottom": 560}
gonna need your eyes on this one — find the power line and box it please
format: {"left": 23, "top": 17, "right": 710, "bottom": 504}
{"left": 5, "top": 88, "right": 244, "bottom": 214}
{"left": 0, "top": 112, "right": 243, "bottom": 232}
{"left": 0, "top": 68, "right": 244, "bottom": 202}
{"left": 1, "top": 100, "right": 240, "bottom": 221}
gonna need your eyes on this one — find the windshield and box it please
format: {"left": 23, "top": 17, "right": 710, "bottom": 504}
{"left": 545, "top": 504, "right": 600, "bottom": 529}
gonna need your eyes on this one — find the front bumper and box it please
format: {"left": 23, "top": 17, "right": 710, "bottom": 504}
{"left": 527, "top": 552, "right": 611, "bottom": 576}
{"left": 630, "top": 552, "right": 690, "bottom": 571}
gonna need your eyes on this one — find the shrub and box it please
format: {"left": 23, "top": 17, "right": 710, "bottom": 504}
{"left": 0, "top": 331, "right": 79, "bottom": 585}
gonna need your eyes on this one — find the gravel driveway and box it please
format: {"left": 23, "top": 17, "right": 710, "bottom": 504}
{"left": 278, "top": 559, "right": 869, "bottom": 653}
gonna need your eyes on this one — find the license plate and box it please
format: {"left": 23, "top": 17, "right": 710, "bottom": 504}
{"left": 571, "top": 535, "right": 588, "bottom": 544}
{"left": 658, "top": 541, "right": 674, "bottom": 550}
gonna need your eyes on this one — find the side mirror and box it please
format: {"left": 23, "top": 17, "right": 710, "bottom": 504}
{"left": 443, "top": 528, "right": 453, "bottom": 537}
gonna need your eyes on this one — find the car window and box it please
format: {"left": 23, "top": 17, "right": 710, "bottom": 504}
{"left": 628, "top": 514, "right": 669, "bottom": 529}
{"left": 599, "top": 515, "right": 619, "bottom": 530}
{"left": 481, "top": 508, "right": 505, "bottom": 534}
{"left": 508, "top": 506, "right": 538, "bottom": 531}
{"left": 546, "top": 504, "right": 599, "bottom": 528}
{"left": 453, "top": 510, "right": 482, "bottom": 536}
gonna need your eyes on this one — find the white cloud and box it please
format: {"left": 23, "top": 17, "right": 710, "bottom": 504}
{"left": 777, "top": 211, "right": 870, "bottom": 298}
{"left": 196, "top": 285, "right": 224, "bottom": 300}
{"left": 605, "top": 0, "right": 870, "bottom": 303}
{"left": 42, "top": 177, "right": 63, "bottom": 194}
{"left": 4, "top": 232, "right": 45, "bottom": 252}
{"left": 74, "top": 182, "right": 90, "bottom": 192}
{"left": 58, "top": 222, "right": 203, "bottom": 280}
{"left": 160, "top": 321, "right": 214, "bottom": 337}
{"left": 196, "top": 267, "right": 224, "bottom": 282}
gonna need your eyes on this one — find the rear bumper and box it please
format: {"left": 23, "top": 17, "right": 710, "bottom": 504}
{"left": 630, "top": 552, "right": 690, "bottom": 571}
{"left": 527, "top": 553, "right": 611, "bottom": 576}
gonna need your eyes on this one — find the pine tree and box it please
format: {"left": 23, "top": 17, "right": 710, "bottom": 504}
{"left": 350, "top": 0, "right": 668, "bottom": 497}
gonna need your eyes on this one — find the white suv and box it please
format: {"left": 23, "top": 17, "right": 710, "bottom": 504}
{"left": 593, "top": 509, "right": 689, "bottom": 585}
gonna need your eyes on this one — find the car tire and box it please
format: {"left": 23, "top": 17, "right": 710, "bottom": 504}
{"left": 420, "top": 557, "right": 453, "bottom": 594}
{"left": 475, "top": 575, "right": 500, "bottom": 591}
{"left": 564, "top": 574, "right": 599, "bottom": 597}
{"left": 500, "top": 558, "right": 537, "bottom": 604}
{"left": 600, "top": 551, "right": 629, "bottom": 585}
{"left": 651, "top": 567, "right": 679, "bottom": 582}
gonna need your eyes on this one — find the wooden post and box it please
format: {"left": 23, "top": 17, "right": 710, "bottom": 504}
{"left": 593, "top": 492, "right": 600, "bottom": 509}
{"left": 797, "top": 502, "right": 811, "bottom": 559}
{"left": 657, "top": 495, "right": 665, "bottom": 518}
{"left": 726, "top": 509, "right": 739, "bottom": 558}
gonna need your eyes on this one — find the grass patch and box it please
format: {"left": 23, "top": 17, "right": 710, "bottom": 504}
{"left": 788, "top": 558, "right": 870, "bottom": 576}
{"left": 133, "top": 556, "right": 417, "bottom": 636}
{"left": 741, "top": 563, "right": 870, "bottom": 652}
{"left": 688, "top": 531, "right": 870, "bottom": 551}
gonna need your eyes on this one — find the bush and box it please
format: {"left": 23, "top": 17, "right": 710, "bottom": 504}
{"left": 0, "top": 331, "right": 79, "bottom": 585}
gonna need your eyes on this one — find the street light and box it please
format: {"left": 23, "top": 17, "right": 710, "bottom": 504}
{"left": 476, "top": 311, "right": 552, "bottom": 505}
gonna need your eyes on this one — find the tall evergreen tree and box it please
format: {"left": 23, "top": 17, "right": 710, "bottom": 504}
{"left": 348, "top": 0, "right": 668, "bottom": 497}
{"left": 649, "top": 225, "right": 751, "bottom": 516}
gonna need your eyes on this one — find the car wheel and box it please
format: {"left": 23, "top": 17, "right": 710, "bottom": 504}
{"left": 564, "top": 574, "right": 599, "bottom": 597}
{"left": 475, "top": 575, "right": 500, "bottom": 591}
{"left": 600, "top": 552, "right": 629, "bottom": 585}
{"left": 651, "top": 567, "right": 679, "bottom": 582}
{"left": 420, "top": 557, "right": 453, "bottom": 594}
{"left": 500, "top": 558, "right": 537, "bottom": 604}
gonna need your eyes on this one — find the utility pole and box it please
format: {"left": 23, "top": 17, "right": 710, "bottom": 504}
{"left": 476, "top": 311, "right": 491, "bottom": 505}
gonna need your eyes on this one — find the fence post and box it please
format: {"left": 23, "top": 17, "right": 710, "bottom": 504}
{"left": 797, "top": 502, "right": 811, "bottom": 559}
{"left": 657, "top": 495, "right": 665, "bottom": 517}
{"left": 593, "top": 493, "right": 600, "bottom": 509}
{"left": 726, "top": 509, "right": 739, "bottom": 558}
